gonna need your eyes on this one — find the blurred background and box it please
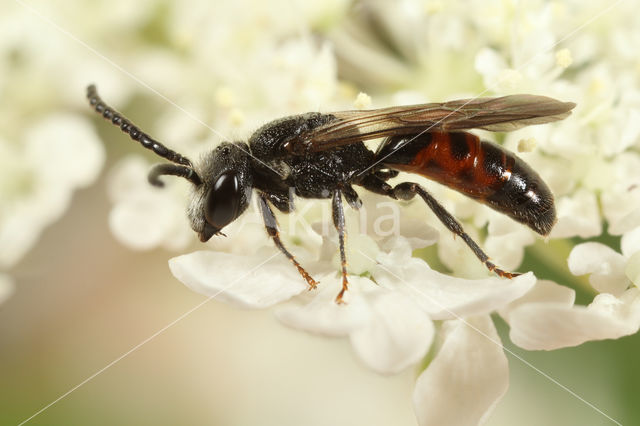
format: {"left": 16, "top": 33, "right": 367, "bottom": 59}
{"left": 2, "top": 0, "right": 640, "bottom": 425}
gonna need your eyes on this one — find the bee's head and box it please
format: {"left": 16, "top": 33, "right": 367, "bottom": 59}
{"left": 186, "top": 142, "right": 253, "bottom": 242}
{"left": 86, "top": 85, "right": 254, "bottom": 242}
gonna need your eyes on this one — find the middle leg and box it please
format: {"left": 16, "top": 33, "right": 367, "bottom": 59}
{"left": 332, "top": 189, "right": 350, "bottom": 304}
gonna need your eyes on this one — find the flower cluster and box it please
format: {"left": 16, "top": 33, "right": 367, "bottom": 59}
{"left": 10, "top": 0, "right": 636, "bottom": 424}
{"left": 465, "top": 0, "right": 640, "bottom": 354}
{"left": 0, "top": 2, "right": 105, "bottom": 295}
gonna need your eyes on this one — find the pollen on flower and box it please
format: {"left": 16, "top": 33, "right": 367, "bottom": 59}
{"left": 173, "top": 30, "right": 194, "bottom": 51}
{"left": 354, "top": 92, "right": 372, "bottom": 109}
{"left": 588, "top": 77, "right": 605, "bottom": 95}
{"left": 497, "top": 69, "right": 522, "bottom": 91}
{"left": 551, "top": 2, "right": 567, "bottom": 18}
{"left": 423, "top": 1, "right": 444, "bottom": 15}
{"left": 555, "top": 48, "right": 573, "bottom": 69}
{"left": 215, "top": 86, "right": 236, "bottom": 108}
{"left": 229, "top": 108, "right": 246, "bottom": 127}
{"left": 517, "top": 137, "right": 537, "bottom": 153}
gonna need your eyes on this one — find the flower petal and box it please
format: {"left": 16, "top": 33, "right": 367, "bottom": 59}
{"left": 26, "top": 113, "right": 105, "bottom": 188}
{"left": 483, "top": 211, "right": 537, "bottom": 272}
{"left": 0, "top": 114, "right": 104, "bottom": 268}
{"left": 392, "top": 218, "right": 439, "bottom": 251}
{"left": 568, "top": 242, "right": 629, "bottom": 295}
{"left": 373, "top": 252, "right": 536, "bottom": 319}
{"left": 601, "top": 153, "right": 640, "bottom": 235}
{"left": 350, "top": 290, "right": 434, "bottom": 374}
{"left": 500, "top": 279, "right": 575, "bottom": 322}
{"left": 109, "top": 195, "right": 184, "bottom": 250}
{"left": 484, "top": 223, "right": 535, "bottom": 270}
{"left": 621, "top": 226, "right": 640, "bottom": 257}
{"left": 509, "top": 289, "right": 640, "bottom": 350}
{"left": 276, "top": 276, "right": 375, "bottom": 336}
{"left": 625, "top": 251, "right": 640, "bottom": 287}
{"left": 413, "top": 316, "right": 508, "bottom": 426}
{"left": 475, "top": 47, "right": 508, "bottom": 90}
{"left": 107, "top": 156, "right": 193, "bottom": 251}
{"left": 550, "top": 189, "right": 601, "bottom": 239}
{"left": 169, "top": 249, "right": 307, "bottom": 308}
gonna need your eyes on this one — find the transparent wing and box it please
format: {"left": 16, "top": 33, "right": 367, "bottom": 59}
{"left": 286, "top": 95, "right": 575, "bottom": 153}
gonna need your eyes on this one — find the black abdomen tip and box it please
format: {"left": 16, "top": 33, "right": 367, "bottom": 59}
{"left": 485, "top": 154, "right": 556, "bottom": 236}
{"left": 521, "top": 191, "right": 556, "bottom": 236}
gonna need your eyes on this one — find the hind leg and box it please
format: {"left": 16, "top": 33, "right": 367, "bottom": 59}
{"left": 358, "top": 178, "right": 518, "bottom": 278}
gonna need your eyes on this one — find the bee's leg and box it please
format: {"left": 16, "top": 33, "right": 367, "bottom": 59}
{"left": 258, "top": 193, "right": 317, "bottom": 290}
{"left": 342, "top": 185, "right": 362, "bottom": 210}
{"left": 357, "top": 174, "right": 396, "bottom": 198}
{"left": 332, "top": 189, "right": 350, "bottom": 304}
{"left": 392, "top": 182, "right": 519, "bottom": 279}
{"left": 261, "top": 190, "right": 293, "bottom": 213}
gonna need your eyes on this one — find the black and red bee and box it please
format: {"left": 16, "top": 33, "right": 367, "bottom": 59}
{"left": 87, "top": 85, "right": 575, "bottom": 303}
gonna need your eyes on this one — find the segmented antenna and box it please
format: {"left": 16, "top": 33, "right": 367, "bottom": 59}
{"left": 148, "top": 163, "right": 202, "bottom": 187}
{"left": 86, "top": 84, "right": 194, "bottom": 167}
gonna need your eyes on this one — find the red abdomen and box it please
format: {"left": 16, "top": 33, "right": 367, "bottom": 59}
{"left": 376, "top": 131, "right": 556, "bottom": 235}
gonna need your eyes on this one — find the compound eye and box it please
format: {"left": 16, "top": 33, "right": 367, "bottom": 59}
{"left": 204, "top": 172, "right": 242, "bottom": 230}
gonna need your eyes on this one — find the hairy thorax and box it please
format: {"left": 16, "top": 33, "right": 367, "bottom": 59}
{"left": 248, "top": 113, "right": 375, "bottom": 199}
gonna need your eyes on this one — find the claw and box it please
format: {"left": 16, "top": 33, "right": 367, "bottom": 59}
{"left": 304, "top": 274, "right": 318, "bottom": 290}
{"left": 486, "top": 261, "right": 520, "bottom": 279}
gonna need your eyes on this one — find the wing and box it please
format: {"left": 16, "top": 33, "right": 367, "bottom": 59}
{"left": 284, "top": 95, "right": 576, "bottom": 154}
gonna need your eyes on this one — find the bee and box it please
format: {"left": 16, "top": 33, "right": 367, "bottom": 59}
{"left": 87, "top": 85, "right": 574, "bottom": 303}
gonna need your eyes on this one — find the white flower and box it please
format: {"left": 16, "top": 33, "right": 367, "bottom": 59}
{"left": 0, "top": 114, "right": 104, "bottom": 269}
{"left": 0, "top": 3, "right": 109, "bottom": 300}
{"left": 471, "top": 0, "right": 640, "bottom": 350}
{"left": 503, "top": 241, "right": 640, "bottom": 351}
{"left": 413, "top": 316, "right": 508, "bottom": 426}
{"left": 103, "top": 20, "right": 346, "bottom": 253}
{"left": 107, "top": 156, "right": 192, "bottom": 251}
{"left": 171, "top": 204, "right": 536, "bottom": 424}
{"left": 63, "top": 0, "right": 640, "bottom": 423}
{"left": 277, "top": 274, "right": 435, "bottom": 374}
{"left": 600, "top": 153, "right": 640, "bottom": 235}
{"left": 170, "top": 249, "right": 307, "bottom": 309}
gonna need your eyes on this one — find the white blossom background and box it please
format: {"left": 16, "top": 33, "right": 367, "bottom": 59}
{"left": 2, "top": 0, "right": 640, "bottom": 425}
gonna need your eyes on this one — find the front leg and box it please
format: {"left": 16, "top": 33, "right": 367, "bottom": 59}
{"left": 258, "top": 193, "right": 317, "bottom": 290}
{"left": 332, "top": 189, "right": 350, "bottom": 304}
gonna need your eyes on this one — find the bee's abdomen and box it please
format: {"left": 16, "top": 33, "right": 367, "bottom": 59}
{"left": 377, "top": 131, "right": 556, "bottom": 235}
